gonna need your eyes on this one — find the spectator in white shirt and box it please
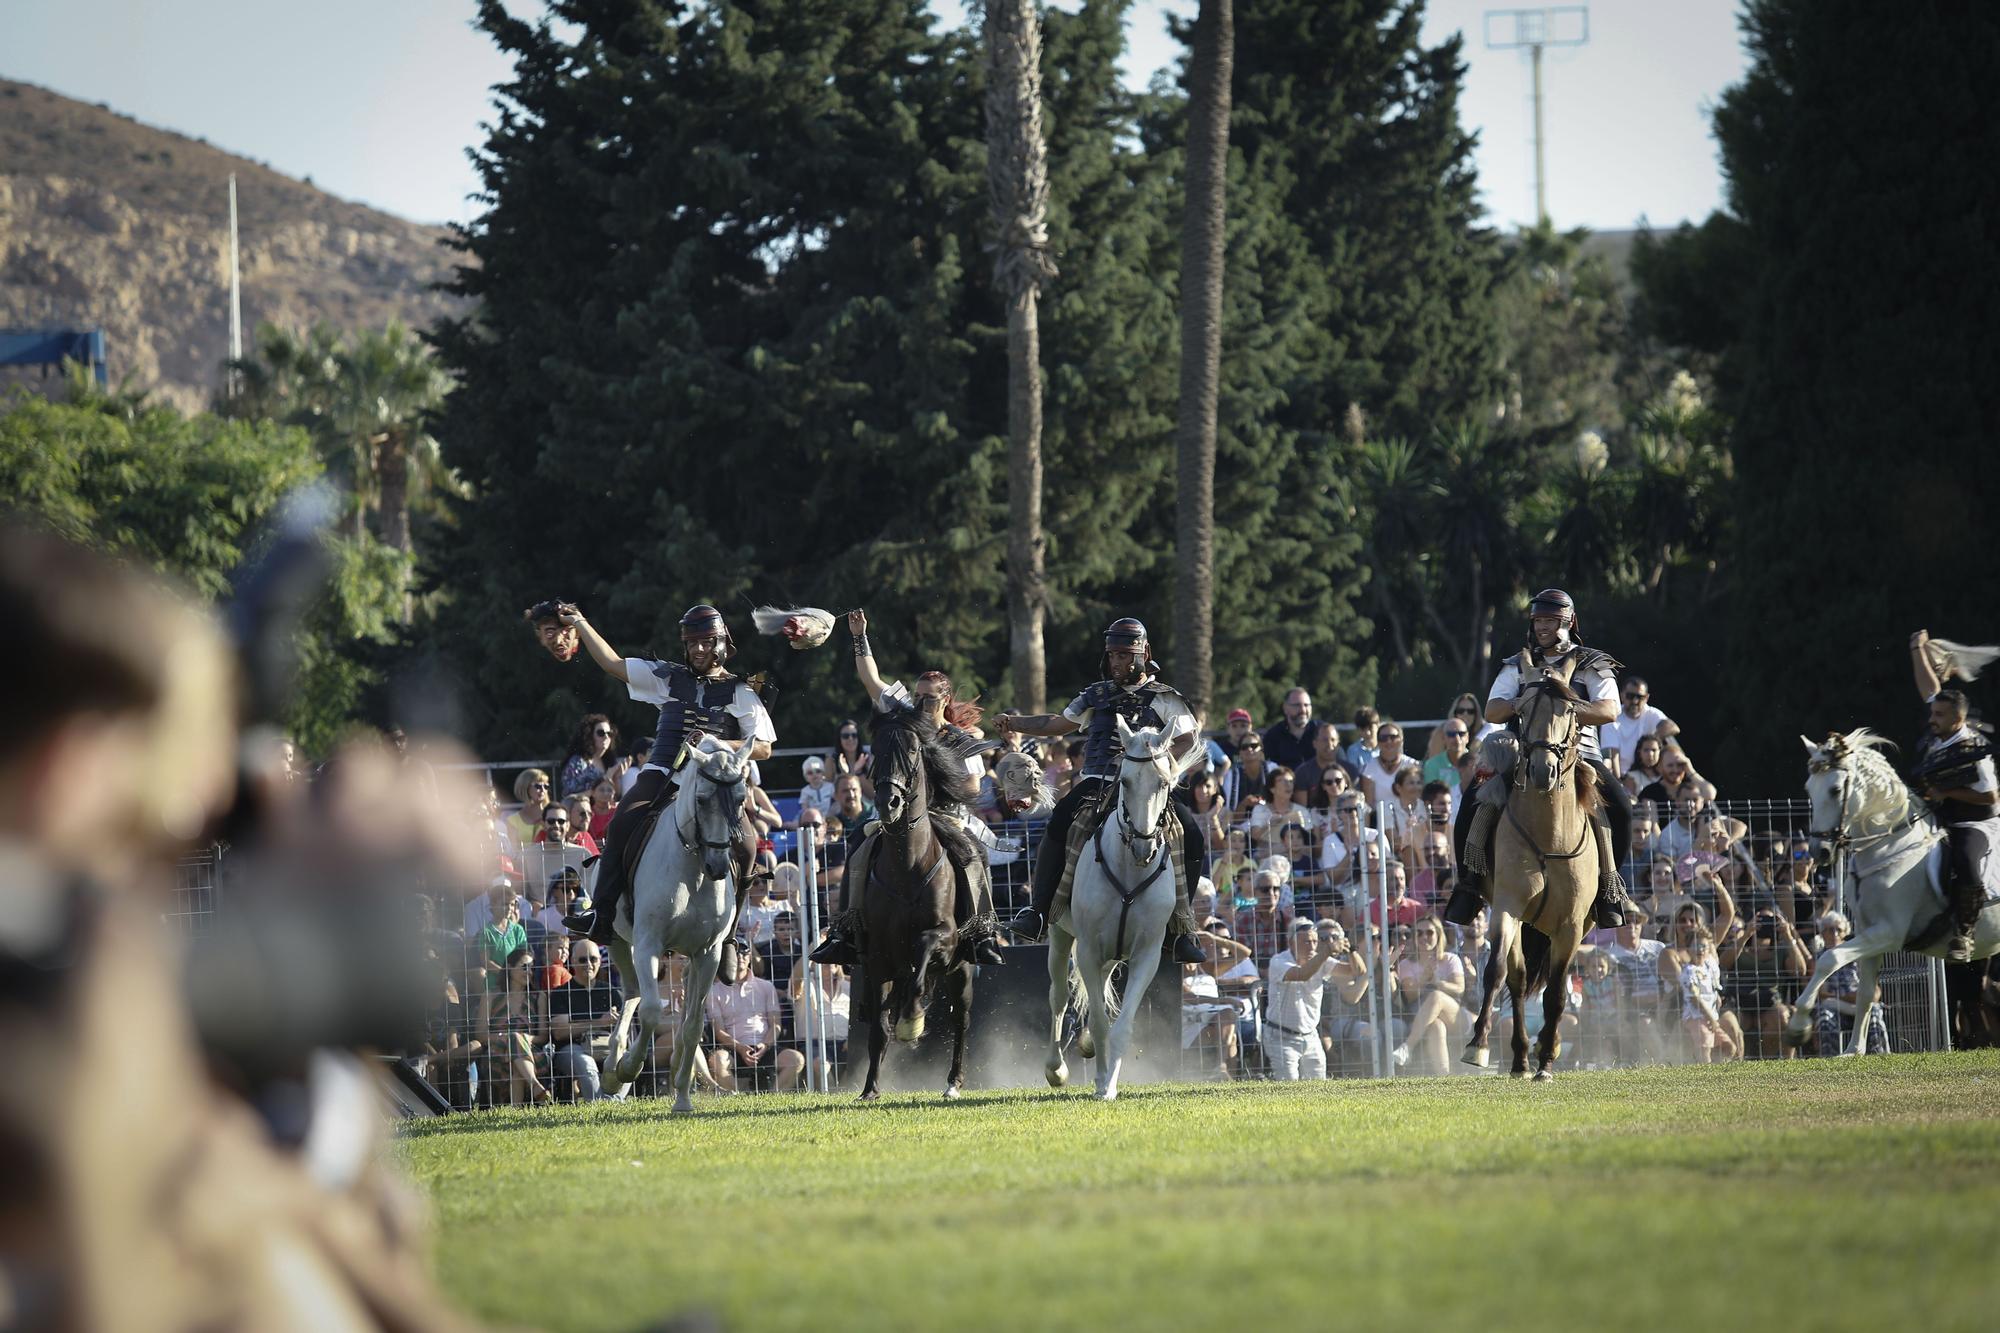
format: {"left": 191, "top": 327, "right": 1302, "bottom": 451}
{"left": 1264, "top": 919, "right": 1340, "bottom": 1080}
{"left": 794, "top": 755, "right": 837, "bottom": 824}
{"left": 1361, "top": 722, "right": 1418, "bottom": 809}
{"left": 1599, "top": 676, "right": 1679, "bottom": 777}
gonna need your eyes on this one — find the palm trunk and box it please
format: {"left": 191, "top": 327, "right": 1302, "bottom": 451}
{"left": 377, "top": 428, "right": 415, "bottom": 621}
{"left": 1174, "top": 0, "right": 1232, "bottom": 719}
{"left": 986, "top": 0, "right": 1056, "bottom": 712}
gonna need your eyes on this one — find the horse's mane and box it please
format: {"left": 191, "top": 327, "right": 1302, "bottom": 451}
{"left": 870, "top": 705, "right": 979, "bottom": 808}
{"left": 1817, "top": 727, "right": 1911, "bottom": 826}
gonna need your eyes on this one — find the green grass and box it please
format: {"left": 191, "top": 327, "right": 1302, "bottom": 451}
{"left": 400, "top": 1054, "right": 2000, "bottom": 1332}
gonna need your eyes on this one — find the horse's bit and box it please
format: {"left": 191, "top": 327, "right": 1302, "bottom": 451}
{"left": 676, "top": 765, "right": 742, "bottom": 857}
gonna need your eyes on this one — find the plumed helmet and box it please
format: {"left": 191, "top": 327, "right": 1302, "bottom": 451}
{"left": 679, "top": 603, "right": 733, "bottom": 655}
{"left": 1104, "top": 616, "right": 1149, "bottom": 649}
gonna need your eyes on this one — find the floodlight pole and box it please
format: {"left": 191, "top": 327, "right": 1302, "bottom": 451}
{"left": 227, "top": 174, "right": 243, "bottom": 394}
{"left": 1483, "top": 6, "right": 1589, "bottom": 228}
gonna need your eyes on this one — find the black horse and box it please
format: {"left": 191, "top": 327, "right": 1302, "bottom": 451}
{"left": 853, "top": 703, "right": 981, "bottom": 1100}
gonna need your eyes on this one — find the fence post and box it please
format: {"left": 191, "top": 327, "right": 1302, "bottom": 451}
{"left": 1376, "top": 801, "right": 1395, "bottom": 1079}
{"left": 800, "top": 825, "right": 824, "bottom": 1093}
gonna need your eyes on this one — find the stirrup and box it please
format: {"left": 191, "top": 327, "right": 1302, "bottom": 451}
{"left": 1590, "top": 870, "right": 1630, "bottom": 928}
{"left": 1442, "top": 883, "right": 1484, "bottom": 927}
{"left": 1010, "top": 906, "right": 1047, "bottom": 942}
{"left": 1167, "top": 932, "right": 1206, "bottom": 965}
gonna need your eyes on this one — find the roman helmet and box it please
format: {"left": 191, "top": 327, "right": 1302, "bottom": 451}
{"left": 1100, "top": 616, "right": 1154, "bottom": 678}
{"left": 1525, "top": 587, "right": 1579, "bottom": 649}
{"left": 679, "top": 603, "right": 733, "bottom": 661}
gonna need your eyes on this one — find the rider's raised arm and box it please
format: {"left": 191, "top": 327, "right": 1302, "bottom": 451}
{"left": 1910, "top": 629, "right": 1942, "bottom": 701}
{"left": 997, "top": 711, "right": 1081, "bottom": 739}
{"left": 564, "top": 611, "right": 631, "bottom": 684}
{"left": 847, "top": 608, "right": 888, "bottom": 704}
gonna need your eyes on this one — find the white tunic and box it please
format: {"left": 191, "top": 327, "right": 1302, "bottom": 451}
{"left": 623, "top": 658, "right": 776, "bottom": 774}
{"left": 1486, "top": 651, "right": 1617, "bottom": 762}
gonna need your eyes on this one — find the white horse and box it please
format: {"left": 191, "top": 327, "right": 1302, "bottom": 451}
{"left": 1045, "top": 714, "right": 1200, "bottom": 1101}
{"left": 1789, "top": 729, "right": 2000, "bottom": 1053}
{"left": 600, "top": 740, "right": 752, "bottom": 1111}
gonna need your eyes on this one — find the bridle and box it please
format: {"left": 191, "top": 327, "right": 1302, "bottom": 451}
{"left": 676, "top": 760, "right": 744, "bottom": 857}
{"left": 1514, "top": 679, "right": 1580, "bottom": 790}
{"left": 1094, "top": 745, "right": 1177, "bottom": 959}
{"left": 1806, "top": 750, "right": 1930, "bottom": 854}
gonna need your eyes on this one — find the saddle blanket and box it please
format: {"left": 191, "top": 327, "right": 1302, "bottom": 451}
{"left": 1921, "top": 831, "right": 2000, "bottom": 906}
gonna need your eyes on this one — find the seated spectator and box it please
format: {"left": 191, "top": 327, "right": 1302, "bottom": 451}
{"left": 414, "top": 947, "right": 481, "bottom": 1109}
{"left": 588, "top": 777, "right": 619, "bottom": 842}
{"left": 474, "top": 879, "right": 530, "bottom": 983}
{"left": 1622, "top": 733, "right": 1668, "bottom": 799}
{"left": 756, "top": 911, "right": 804, "bottom": 1002}
{"left": 1721, "top": 907, "right": 1810, "bottom": 1059}
{"left": 475, "top": 786, "right": 516, "bottom": 865}
{"left": 744, "top": 764, "right": 784, "bottom": 836}
{"left": 536, "top": 802, "right": 601, "bottom": 856}
{"left": 1360, "top": 722, "right": 1416, "bottom": 809}
{"left": 1299, "top": 742, "right": 1352, "bottom": 817}
{"left": 1262, "top": 689, "right": 1323, "bottom": 772}
{"left": 705, "top": 940, "right": 805, "bottom": 1092}
{"left": 1319, "top": 797, "right": 1385, "bottom": 892}
{"left": 1421, "top": 779, "right": 1456, "bottom": 835}
{"left": 1233, "top": 869, "right": 1294, "bottom": 967}
{"left": 1264, "top": 918, "right": 1339, "bottom": 1080}
{"left": 1655, "top": 790, "right": 1706, "bottom": 861}
{"left": 1379, "top": 765, "right": 1426, "bottom": 855}
{"left": 550, "top": 939, "right": 623, "bottom": 1101}
{"left": 831, "top": 719, "right": 873, "bottom": 794}
{"left": 563, "top": 793, "right": 595, "bottom": 844}
{"left": 1571, "top": 945, "right": 1619, "bottom": 1066}
{"left": 480, "top": 945, "right": 553, "bottom": 1104}
{"left": 558, "top": 713, "right": 624, "bottom": 799}
{"left": 1408, "top": 828, "right": 1454, "bottom": 903}
{"left": 1276, "top": 823, "right": 1327, "bottom": 904}
{"left": 1220, "top": 735, "right": 1271, "bottom": 818}
{"left": 507, "top": 769, "right": 554, "bottom": 846}
{"left": 539, "top": 934, "right": 574, "bottom": 992}
{"left": 831, "top": 774, "right": 876, "bottom": 839}
{"left": 1636, "top": 746, "right": 1717, "bottom": 820}
{"left": 737, "top": 874, "right": 784, "bottom": 946}
{"left": 1388, "top": 915, "right": 1466, "bottom": 1073}
{"left": 1314, "top": 918, "right": 1381, "bottom": 1068}
{"left": 538, "top": 868, "right": 585, "bottom": 934}
{"left": 1342, "top": 706, "right": 1381, "bottom": 776}
{"left": 1600, "top": 676, "right": 1679, "bottom": 779}
{"left": 1446, "top": 691, "right": 1497, "bottom": 743}
{"left": 1211, "top": 829, "right": 1256, "bottom": 897}
{"left": 1422, "top": 714, "right": 1472, "bottom": 791}
{"left": 791, "top": 953, "right": 852, "bottom": 1088}
{"left": 1363, "top": 859, "right": 1426, "bottom": 931}
{"left": 794, "top": 756, "right": 837, "bottom": 823}
{"left": 1678, "top": 928, "right": 1737, "bottom": 1063}
{"left": 1183, "top": 921, "right": 1253, "bottom": 1074}
{"left": 1606, "top": 914, "right": 1668, "bottom": 1062}
{"left": 617, "top": 739, "right": 652, "bottom": 796}
{"left": 1181, "top": 770, "right": 1230, "bottom": 853}
{"left": 1810, "top": 912, "right": 1891, "bottom": 1057}
{"left": 1245, "top": 766, "right": 1318, "bottom": 853}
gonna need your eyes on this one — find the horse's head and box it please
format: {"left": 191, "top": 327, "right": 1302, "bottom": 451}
{"left": 1116, "top": 713, "right": 1197, "bottom": 837}
{"left": 1802, "top": 727, "right": 1903, "bottom": 847}
{"left": 689, "top": 741, "right": 751, "bottom": 880}
{"left": 1517, "top": 656, "right": 1582, "bottom": 794}
{"left": 870, "top": 709, "right": 932, "bottom": 829}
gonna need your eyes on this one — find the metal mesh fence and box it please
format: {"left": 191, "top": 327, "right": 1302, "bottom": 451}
{"left": 177, "top": 781, "right": 1959, "bottom": 1110}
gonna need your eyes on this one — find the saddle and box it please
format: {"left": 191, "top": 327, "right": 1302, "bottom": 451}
{"left": 619, "top": 803, "right": 669, "bottom": 888}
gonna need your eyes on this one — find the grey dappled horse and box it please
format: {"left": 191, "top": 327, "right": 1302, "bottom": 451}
{"left": 1046, "top": 714, "right": 1199, "bottom": 1101}
{"left": 601, "top": 740, "right": 752, "bottom": 1112}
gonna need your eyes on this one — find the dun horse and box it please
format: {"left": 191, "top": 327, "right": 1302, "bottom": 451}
{"left": 1464, "top": 657, "right": 1601, "bottom": 1079}
{"left": 601, "top": 740, "right": 752, "bottom": 1112}
{"left": 853, "top": 704, "right": 980, "bottom": 1100}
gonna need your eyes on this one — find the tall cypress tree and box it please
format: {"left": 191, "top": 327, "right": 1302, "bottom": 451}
{"left": 1714, "top": 0, "right": 2000, "bottom": 775}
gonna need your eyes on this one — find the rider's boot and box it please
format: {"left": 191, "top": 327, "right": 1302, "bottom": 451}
{"left": 809, "top": 910, "right": 862, "bottom": 966}
{"left": 1588, "top": 812, "right": 1631, "bottom": 929}
{"left": 1444, "top": 802, "right": 1501, "bottom": 927}
{"left": 951, "top": 860, "right": 1007, "bottom": 966}
{"left": 1011, "top": 851, "right": 1059, "bottom": 942}
{"left": 1164, "top": 875, "right": 1206, "bottom": 965}
{"left": 1946, "top": 871, "right": 1983, "bottom": 963}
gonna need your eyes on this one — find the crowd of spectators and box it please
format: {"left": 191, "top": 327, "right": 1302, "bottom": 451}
{"left": 358, "top": 667, "right": 1996, "bottom": 1111}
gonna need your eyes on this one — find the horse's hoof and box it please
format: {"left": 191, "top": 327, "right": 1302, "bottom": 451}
{"left": 1095, "top": 1088, "right": 1117, "bottom": 1102}
{"left": 1045, "top": 1064, "right": 1067, "bottom": 1088}
{"left": 1532, "top": 1067, "right": 1554, "bottom": 1083}
{"left": 942, "top": 1085, "right": 962, "bottom": 1101}
{"left": 1077, "top": 1032, "right": 1096, "bottom": 1059}
{"left": 857, "top": 1089, "right": 881, "bottom": 1103}
{"left": 1462, "top": 1045, "right": 1490, "bottom": 1069}
{"left": 670, "top": 1100, "right": 695, "bottom": 1115}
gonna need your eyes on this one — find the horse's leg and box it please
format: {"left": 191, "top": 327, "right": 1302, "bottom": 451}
{"left": 1045, "top": 924, "right": 1074, "bottom": 1086}
{"left": 943, "top": 962, "right": 973, "bottom": 1099}
{"left": 669, "top": 940, "right": 723, "bottom": 1114}
{"left": 1073, "top": 946, "right": 1114, "bottom": 1099}
{"left": 900, "top": 928, "right": 949, "bottom": 1043}
{"left": 614, "top": 922, "right": 665, "bottom": 1095}
{"left": 1845, "top": 953, "right": 1884, "bottom": 1058}
{"left": 1785, "top": 929, "right": 1887, "bottom": 1047}
{"left": 602, "top": 933, "right": 645, "bottom": 1096}
{"left": 1505, "top": 927, "right": 1531, "bottom": 1078}
{"left": 1465, "top": 909, "right": 1516, "bottom": 1067}
{"left": 858, "top": 973, "right": 890, "bottom": 1102}
{"left": 1101, "top": 943, "right": 1163, "bottom": 1102}
{"left": 1535, "top": 916, "right": 1584, "bottom": 1079}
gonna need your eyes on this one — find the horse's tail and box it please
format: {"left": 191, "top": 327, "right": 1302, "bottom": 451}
{"left": 1521, "top": 924, "right": 1554, "bottom": 994}
{"left": 1063, "top": 947, "right": 1089, "bottom": 1021}
{"left": 1098, "top": 962, "right": 1124, "bottom": 1024}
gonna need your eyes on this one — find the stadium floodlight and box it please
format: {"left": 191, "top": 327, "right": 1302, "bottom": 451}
{"left": 1483, "top": 6, "right": 1591, "bottom": 227}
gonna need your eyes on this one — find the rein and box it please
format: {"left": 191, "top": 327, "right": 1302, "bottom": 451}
{"left": 1092, "top": 813, "right": 1171, "bottom": 960}
{"left": 676, "top": 765, "right": 742, "bottom": 856}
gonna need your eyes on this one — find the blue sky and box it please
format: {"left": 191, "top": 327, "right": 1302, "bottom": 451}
{"left": 5, "top": 0, "right": 1745, "bottom": 232}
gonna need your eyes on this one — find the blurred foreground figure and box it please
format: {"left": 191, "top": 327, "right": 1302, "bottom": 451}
{"left": 0, "top": 523, "right": 480, "bottom": 1332}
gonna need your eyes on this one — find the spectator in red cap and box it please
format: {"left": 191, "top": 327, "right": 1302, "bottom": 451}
{"left": 1215, "top": 707, "right": 1256, "bottom": 766}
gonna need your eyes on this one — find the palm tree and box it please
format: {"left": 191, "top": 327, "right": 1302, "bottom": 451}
{"left": 985, "top": 0, "right": 1058, "bottom": 711}
{"left": 330, "top": 322, "right": 456, "bottom": 557}
{"left": 1173, "top": 0, "right": 1232, "bottom": 718}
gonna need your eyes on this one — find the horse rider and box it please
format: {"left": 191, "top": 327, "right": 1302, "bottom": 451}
{"left": 1442, "top": 588, "right": 1636, "bottom": 929}
{"left": 1909, "top": 630, "right": 1998, "bottom": 962}
{"left": 558, "top": 603, "right": 775, "bottom": 945}
{"left": 809, "top": 609, "right": 1006, "bottom": 967}
{"left": 999, "top": 617, "right": 1208, "bottom": 966}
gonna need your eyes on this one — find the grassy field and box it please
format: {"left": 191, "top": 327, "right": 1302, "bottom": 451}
{"left": 400, "top": 1053, "right": 2000, "bottom": 1332}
